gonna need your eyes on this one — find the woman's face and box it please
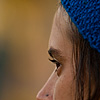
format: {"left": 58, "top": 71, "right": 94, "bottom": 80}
{"left": 36, "top": 7, "right": 75, "bottom": 100}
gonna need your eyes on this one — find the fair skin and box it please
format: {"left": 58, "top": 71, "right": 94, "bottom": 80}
{"left": 36, "top": 7, "right": 75, "bottom": 100}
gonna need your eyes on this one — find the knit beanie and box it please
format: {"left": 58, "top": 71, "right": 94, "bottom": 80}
{"left": 61, "top": 0, "right": 100, "bottom": 52}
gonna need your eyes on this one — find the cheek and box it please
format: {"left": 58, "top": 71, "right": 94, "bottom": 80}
{"left": 53, "top": 64, "right": 75, "bottom": 100}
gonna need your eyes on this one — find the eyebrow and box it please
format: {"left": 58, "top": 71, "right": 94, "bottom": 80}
{"left": 48, "top": 47, "right": 64, "bottom": 60}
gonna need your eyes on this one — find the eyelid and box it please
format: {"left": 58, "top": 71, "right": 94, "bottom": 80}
{"left": 48, "top": 58, "right": 62, "bottom": 77}
{"left": 48, "top": 57, "right": 61, "bottom": 64}
{"left": 48, "top": 51, "right": 66, "bottom": 65}
{"left": 48, "top": 48, "right": 65, "bottom": 61}
{"left": 48, "top": 58, "right": 58, "bottom": 64}
{"left": 48, "top": 58, "right": 61, "bottom": 67}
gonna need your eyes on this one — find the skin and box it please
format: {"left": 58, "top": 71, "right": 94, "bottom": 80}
{"left": 36, "top": 7, "right": 75, "bottom": 100}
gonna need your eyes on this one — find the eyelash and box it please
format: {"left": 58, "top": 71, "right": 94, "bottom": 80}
{"left": 48, "top": 58, "right": 61, "bottom": 71}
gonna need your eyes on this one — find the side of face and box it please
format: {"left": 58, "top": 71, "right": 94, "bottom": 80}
{"left": 36, "top": 7, "right": 75, "bottom": 100}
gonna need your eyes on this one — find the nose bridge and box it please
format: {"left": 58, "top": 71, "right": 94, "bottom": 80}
{"left": 36, "top": 71, "right": 58, "bottom": 100}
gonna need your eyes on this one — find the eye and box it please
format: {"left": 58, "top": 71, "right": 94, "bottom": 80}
{"left": 49, "top": 58, "right": 62, "bottom": 76}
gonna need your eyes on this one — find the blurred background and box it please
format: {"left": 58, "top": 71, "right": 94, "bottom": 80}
{"left": 0, "top": 0, "right": 57, "bottom": 100}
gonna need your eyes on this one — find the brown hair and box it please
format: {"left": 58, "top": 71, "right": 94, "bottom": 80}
{"left": 59, "top": 3, "right": 100, "bottom": 100}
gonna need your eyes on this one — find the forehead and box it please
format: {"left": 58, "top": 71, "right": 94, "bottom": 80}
{"left": 48, "top": 7, "right": 72, "bottom": 58}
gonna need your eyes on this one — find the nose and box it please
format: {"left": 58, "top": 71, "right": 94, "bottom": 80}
{"left": 36, "top": 71, "right": 58, "bottom": 100}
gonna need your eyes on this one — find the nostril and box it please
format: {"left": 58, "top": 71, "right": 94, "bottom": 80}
{"left": 45, "top": 94, "right": 49, "bottom": 97}
{"left": 36, "top": 93, "right": 52, "bottom": 100}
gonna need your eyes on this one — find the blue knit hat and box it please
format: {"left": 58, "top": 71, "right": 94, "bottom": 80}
{"left": 61, "top": 0, "right": 100, "bottom": 52}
